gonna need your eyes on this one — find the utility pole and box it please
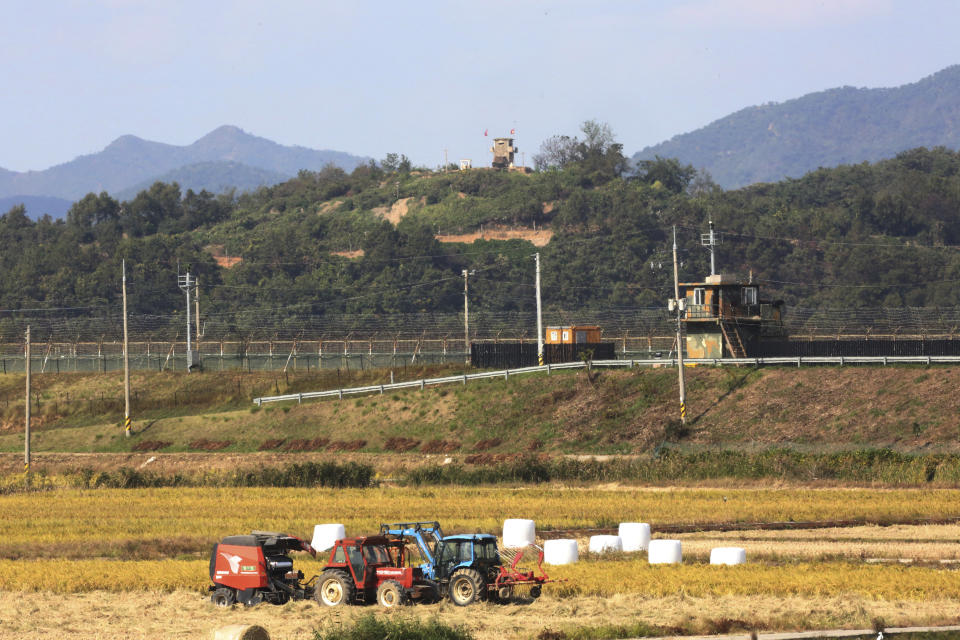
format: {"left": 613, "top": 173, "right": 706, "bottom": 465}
{"left": 24, "top": 325, "right": 31, "bottom": 473}
{"left": 535, "top": 252, "right": 543, "bottom": 366}
{"left": 178, "top": 272, "right": 196, "bottom": 372}
{"left": 671, "top": 226, "right": 687, "bottom": 425}
{"left": 462, "top": 269, "right": 474, "bottom": 364}
{"left": 122, "top": 260, "right": 131, "bottom": 437}
{"left": 195, "top": 277, "right": 201, "bottom": 368}
{"left": 702, "top": 219, "right": 720, "bottom": 277}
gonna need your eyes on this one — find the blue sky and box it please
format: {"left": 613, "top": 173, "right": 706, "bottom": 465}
{"left": 1, "top": 0, "right": 957, "bottom": 172}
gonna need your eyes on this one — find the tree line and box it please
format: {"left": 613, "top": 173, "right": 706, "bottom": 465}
{"left": 4, "top": 122, "right": 960, "bottom": 326}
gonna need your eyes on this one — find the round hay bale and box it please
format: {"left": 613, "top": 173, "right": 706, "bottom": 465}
{"left": 502, "top": 519, "right": 536, "bottom": 548}
{"left": 212, "top": 624, "right": 270, "bottom": 640}
{"left": 311, "top": 523, "right": 345, "bottom": 552}
{"left": 588, "top": 535, "right": 623, "bottom": 554}
{"left": 617, "top": 522, "right": 651, "bottom": 551}
{"left": 648, "top": 539, "right": 682, "bottom": 564}
{"left": 709, "top": 546, "right": 747, "bottom": 565}
{"left": 543, "top": 539, "right": 579, "bottom": 565}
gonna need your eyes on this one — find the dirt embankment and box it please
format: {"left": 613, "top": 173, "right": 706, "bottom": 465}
{"left": 436, "top": 225, "right": 553, "bottom": 246}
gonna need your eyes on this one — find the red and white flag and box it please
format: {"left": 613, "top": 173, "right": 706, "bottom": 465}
{"left": 483, "top": 129, "right": 488, "bottom": 136}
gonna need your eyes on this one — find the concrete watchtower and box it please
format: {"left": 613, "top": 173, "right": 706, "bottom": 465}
{"left": 491, "top": 137, "right": 517, "bottom": 169}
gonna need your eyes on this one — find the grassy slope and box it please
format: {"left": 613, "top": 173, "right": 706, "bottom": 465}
{"left": 0, "top": 364, "right": 958, "bottom": 457}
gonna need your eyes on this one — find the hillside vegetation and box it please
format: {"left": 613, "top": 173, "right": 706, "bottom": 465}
{"left": 5, "top": 134, "right": 960, "bottom": 336}
{"left": 1, "top": 365, "right": 957, "bottom": 461}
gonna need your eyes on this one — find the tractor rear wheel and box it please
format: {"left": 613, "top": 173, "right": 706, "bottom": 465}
{"left": 210, "top": 587, "right": 235, "bottom": 607}
{"left": 315, "top": 570, "right": 354, "bottom": 607}
{"left": 376, "top": 579, "right": 407, "bottom": 608}
{"left": 448, "top": 568, "right": 484, "bottom": 606}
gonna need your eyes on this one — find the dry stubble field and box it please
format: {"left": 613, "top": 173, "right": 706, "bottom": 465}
{"left": 3, "top": 485, "right": 960, "bottom": 639}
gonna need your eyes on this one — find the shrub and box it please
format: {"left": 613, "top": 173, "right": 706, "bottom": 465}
{"left": 313, "top": 614, "right": 473, "bottom": 640}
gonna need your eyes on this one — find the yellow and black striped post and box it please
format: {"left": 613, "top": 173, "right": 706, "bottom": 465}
{"left": 679, "top": 402, "right": 687, "bottom": 423}
{"left": 124, "top": 415, "right": 131, "bottom": 437}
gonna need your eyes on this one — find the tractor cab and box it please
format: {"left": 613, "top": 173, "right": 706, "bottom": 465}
{"left": 315, "top": 535, "right": 437, "bottom": 608}
{"left": 380, "top": 521, "right": 558, "bottom": 606}
{"left": 435, "top": 534, "right": 501, "bottom": 582}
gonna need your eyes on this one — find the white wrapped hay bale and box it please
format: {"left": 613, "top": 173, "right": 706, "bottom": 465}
{"left": 588, "top": 535, "right": 623, "bottom": 553}
{"left": 710, "top": 547, "right": 746, "bottom": 565}
{"left": 311, "top": 523, "right": 345, "bottom": 552}
{"left": 648, "top": 539, "right": 682, "bottom": 564}
{"left": 543, "top": 539, "right": 579, "bottom": 565}
{"left": 502, "top": 519, "right": 536, "bottom": 548}
{"left": 617, "top": 522, "right": 651, "bottom": 552}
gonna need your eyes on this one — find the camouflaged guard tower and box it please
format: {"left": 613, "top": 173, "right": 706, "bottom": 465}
{"left": 490, "top": 137, "right": 516, "bottom": 169}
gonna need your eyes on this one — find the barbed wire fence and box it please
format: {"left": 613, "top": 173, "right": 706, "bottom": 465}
{"left": 1, "top": 306, "right": 960, "bottom": 373}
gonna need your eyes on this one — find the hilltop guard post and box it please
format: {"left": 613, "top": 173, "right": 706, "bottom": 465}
{"left": 490, "top": 137, "right": 517, "bottom": 169}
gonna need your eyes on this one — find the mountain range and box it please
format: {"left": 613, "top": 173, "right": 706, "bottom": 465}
{"left": 634, "top": 65, "right": 960, "bottom": 188}
{"left": 6, "top": 64, "right": 960, "bottom": 218}
{"left": 0, "top": 125, "right": 369, "bottom": 217}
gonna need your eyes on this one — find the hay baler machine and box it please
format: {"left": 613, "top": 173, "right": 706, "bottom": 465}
{"left": 209, "top": 531, "right": 316, "bottom": 607}
{"left": 380, "top": 521, "right": 563, "bottom": 605}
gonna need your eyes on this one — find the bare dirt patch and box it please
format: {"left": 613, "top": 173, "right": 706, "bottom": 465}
{"left": 131, "top": 441, "right": 170, "bottom": 452}
{"left": 327, "top": 439, "right": 366, "bottom": 451}
{"left": 317, "top": 200, "right": 343, "bottom": 214}
{"left": 373, "top": 197, "right": 412, "bottom": 225}
{"left": 282, "top": 438, "right": 329, "bottom": 452}
{"left": 384, "top": 437, "right": 420, "bottom": 452}
{"left": 330, "top": 249, "right": 364, "bottom": 259}
{"left": 436, "top": 225, "right": 553, "bottom": 247}
{"left": 473, "top": 438, "right": 502, "bottom": 451}
{"left": 421, "top": 439, "right": 461, "bottom": 453}
{"left": 257, "top": 439, "right": 285, "bottom": 451}
{"left": 203, "top": 244, "right": 242, "bottom": 268}
{"left": 187, "top": 439, "right": 232, "bottom": 451}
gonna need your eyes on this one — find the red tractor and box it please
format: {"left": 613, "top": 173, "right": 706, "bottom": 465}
{"left": 208, "top": 530, "right": 316, "bottom": 607}
{"left": 314, "top": 534, "right": 438, "bottom": 608}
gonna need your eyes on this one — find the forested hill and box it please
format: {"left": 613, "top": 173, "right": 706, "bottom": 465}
{"left": 634, "top": 65, "right": 960, "bottom": 188}
{"left": 3, "top": 141, "right": 960, "bottom": 327}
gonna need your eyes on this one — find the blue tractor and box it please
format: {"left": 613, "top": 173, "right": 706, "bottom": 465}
{"left": 379, "top": 521, "right": 551, "bottom": 606}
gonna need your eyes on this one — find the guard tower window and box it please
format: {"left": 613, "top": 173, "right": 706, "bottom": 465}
{"left": 742, "top": 287, "right": 757, "bottom": 305}
{"left": 693, "top": 288, "right": 705, "bottom": 305}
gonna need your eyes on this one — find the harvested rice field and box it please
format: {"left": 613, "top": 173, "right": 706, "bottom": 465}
{"left": 3, "top": 486, "right": 960, "bottom": 638}
{"left": 2, "top": 590, "right": 960, "bottom": 640}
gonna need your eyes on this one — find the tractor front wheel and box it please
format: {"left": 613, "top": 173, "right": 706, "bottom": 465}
{"left": 210, "top": 587, "right": 235, "bottom": 608}
{"left": 376, "top": 579, "right": 407, "bottom": 608}
{"left": 315, "top": 570, "right": 354, "bottom": 607}
{"left": 448, "top": 568, "right": 484, "bottom": 606}
{"left": 422, "top": 579, "right": 441, "bottom": 604}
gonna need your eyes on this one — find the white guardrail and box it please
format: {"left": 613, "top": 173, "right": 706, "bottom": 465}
{"left": 251, "top": 355, "right": 960, "bottom": 406}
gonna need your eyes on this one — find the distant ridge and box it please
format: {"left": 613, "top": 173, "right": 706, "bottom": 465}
{"left": 115, "top": 161, "right": 289, "bottom": 201}
{"left": 633, "top": 65, "right": 960, "bottom": 188}
{"left": 0, "top": 195, "right": 73, "bottom": 220}
{"left": 0, "top": 125, "right": 370, "bottom": 202}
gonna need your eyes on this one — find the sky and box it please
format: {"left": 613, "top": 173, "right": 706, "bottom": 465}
{"left": 1, "top": 0, "right": 958, "bottom": 172}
